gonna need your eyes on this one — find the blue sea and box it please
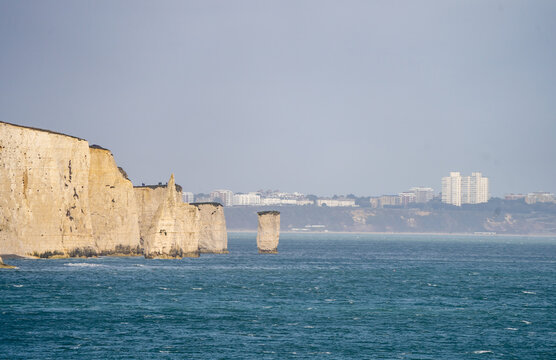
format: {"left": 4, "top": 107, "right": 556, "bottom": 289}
{"left": 1, "top": 233, "right": 555, "bottom": 359}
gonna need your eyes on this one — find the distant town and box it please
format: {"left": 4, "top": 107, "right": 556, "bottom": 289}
{"left": 183, "top": 171, "right": 555, "bottom": 208}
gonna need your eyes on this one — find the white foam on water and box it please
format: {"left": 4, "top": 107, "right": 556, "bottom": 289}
{"left": 427, "top": 283, "right": 438, "bottom": 287}
{"left": 191, "top": 287, "right": 202, "bottom": 290}
{"left": 505, "top": 328, "right": 518, "bottom": 331}
{"left": 324, "top": 299, "right": 336, "bottom": 302}
{"left": 144, "top": 314, "right": 165, "bottom": 319}
{"left": 521, "top": 320, "right": 532, "bottom": 325}
{"left": 64, "top": 263, "right": 104, "bottom": 267}
{"left": 473, "top": 350, "right": 493, "bottom": 354}
{"left": 522, "top": 291, "right": 536, "bottom": 294}
{"left": 12, "top": 284, "right": 24, "bottom": 288}
{"left": 159, "top": 287, "right": 169, "bottom": 291}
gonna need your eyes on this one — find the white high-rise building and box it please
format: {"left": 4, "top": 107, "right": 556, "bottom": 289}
{"left": 232, "top": 192, "right": 261, "bottom": 206}
{"left": 409, "top": 187, "right": 435, "bottom": 203}
{"left": 182, "top": 192, "right": 194, "bottom": 203}
{"left": 442, "top": 171, "right": 489, "bottom": 206}
{"left": 210, "top": 189, "right": 233, "bottom": 206}
{"left": 442, "top": 172, "right": 462, "bottom": 206}
{"left": 462, "top": 172, "right": 489, "bottom": 204}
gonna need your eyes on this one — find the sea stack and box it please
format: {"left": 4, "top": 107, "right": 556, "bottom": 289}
{"left": 192, "top": 203, "right": 229, "bottom": 254}
{"left": 139, "top": 174, "right": 200, "bottom": 259}
{"left": 257, "top": 211, "right": 280, "bottom": 254}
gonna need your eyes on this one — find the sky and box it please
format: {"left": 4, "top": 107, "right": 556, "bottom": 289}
{"left": 1, "top": 0, "right": 555, "bottom": 197}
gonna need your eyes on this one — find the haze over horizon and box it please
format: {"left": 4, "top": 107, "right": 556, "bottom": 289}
{"left": 1, "top": 1, "right": 555, "bottom": 197}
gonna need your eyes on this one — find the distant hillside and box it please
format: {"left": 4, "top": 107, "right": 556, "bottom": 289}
{"left": 223, "top": 199, "right": 556, "bottom": 235}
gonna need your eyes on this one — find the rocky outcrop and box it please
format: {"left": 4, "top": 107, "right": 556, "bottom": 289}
{"left": 192, "top": 203, "right": 228, "bottom": 254}
{"left": 257, "top": 211, "right": 280, "bottom": 254}
{"left": 138, "top": 175, "right": 200, "bottom": 259}
{"left": 0, "top": 255, "right": 17, "bottom": 269}
{"left": 88, "top": 146, "right": 141, "bottom": 255}
{"left": 0, "top": 122, "right": 96, "bottom": 257}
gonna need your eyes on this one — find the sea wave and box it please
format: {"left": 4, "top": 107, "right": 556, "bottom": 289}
{"left": 64, "top": 263, "right": 104, "bottom": 267}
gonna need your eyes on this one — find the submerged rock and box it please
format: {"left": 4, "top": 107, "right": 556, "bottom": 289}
{"left": 257, "top": 211, "right": 280, "bottom": 254}
{"left": 0, "top": 256, "right": 17, "bottom": 269}
{"left": 192, "top": 202, "right": 229, "bottom": 254}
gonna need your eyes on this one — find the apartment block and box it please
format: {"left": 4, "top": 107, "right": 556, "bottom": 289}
{"left": 441, "top": 172, "right": 489, "bottom": 206}
{"left": 210, "top": 189, "right": 233, "bottom": 206}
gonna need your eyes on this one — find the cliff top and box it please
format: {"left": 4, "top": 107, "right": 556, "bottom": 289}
{"left": 191, "top": 202, "right": 223, "bottom": 208}
{"left": 90, "top": 144, "right": 110, "bottom": 151}
{"left": 0, "top": 121, "right": 87, "bottom": 141}
{"left": 134, "top": 183, "right": 183, "bottom": 193}
{"left": 258, "top": 210, "right": 281, "bottom": 216}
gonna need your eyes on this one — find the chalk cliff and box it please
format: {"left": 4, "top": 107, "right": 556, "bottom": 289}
{"left": 1, "top": 121, "right": 228, "bottom": 260}
{"left": 0, "top": 122, "right": 96, "bottom": 257}
{"left": 192, "top": 203, "right": 228, "bottom": 254}
{"left": 257, "top": 211, "right": 280, "bottom": 254}
{"left": 138, "top": 175, "right": 200, "bottom": 259}
{"left": 88, "top": 146, "right": 141, "bottom": 255}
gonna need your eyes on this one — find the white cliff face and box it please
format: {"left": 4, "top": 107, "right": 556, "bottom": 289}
{"left": 0, "top": 122, "right": 96, "bottom": 257}
{"left": 257, "top": 211, "right": 280, "bottom": 253}
{"left": 88, "top": 147, "right": 141, "bottom": 255}
{"left": 139, "top": 175, "right": 200, "bottom": 258}
{"left": 134, "top": 186, "right": 168, "bottom": 244}
{"left": 0, "top": 121, "right": 228, "bottom": 261}
{"left": 193, "top": 203, "right": 228, "bottom": 254}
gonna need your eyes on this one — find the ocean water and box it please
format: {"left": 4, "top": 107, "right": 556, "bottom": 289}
{"left": 1, "top": 233, "right": 555, "bottom": 359}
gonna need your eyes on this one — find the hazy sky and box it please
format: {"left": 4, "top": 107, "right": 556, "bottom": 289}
{"left": 1, "top": 1, "right": 555, "bottom": 196}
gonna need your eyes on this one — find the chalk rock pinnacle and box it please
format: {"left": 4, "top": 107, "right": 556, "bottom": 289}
{"left": 141, "top": 174, "right": 200, "bottom": 259}
{"left": 257, "top": 211, "right": 280, "bottom": 254}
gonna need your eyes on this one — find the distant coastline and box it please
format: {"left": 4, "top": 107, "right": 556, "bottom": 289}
{"left": 224, "top": 203, "right": 556, "bottom": 236}
{"left": 228, "top": 230, "right": 556, "bottom": 238}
